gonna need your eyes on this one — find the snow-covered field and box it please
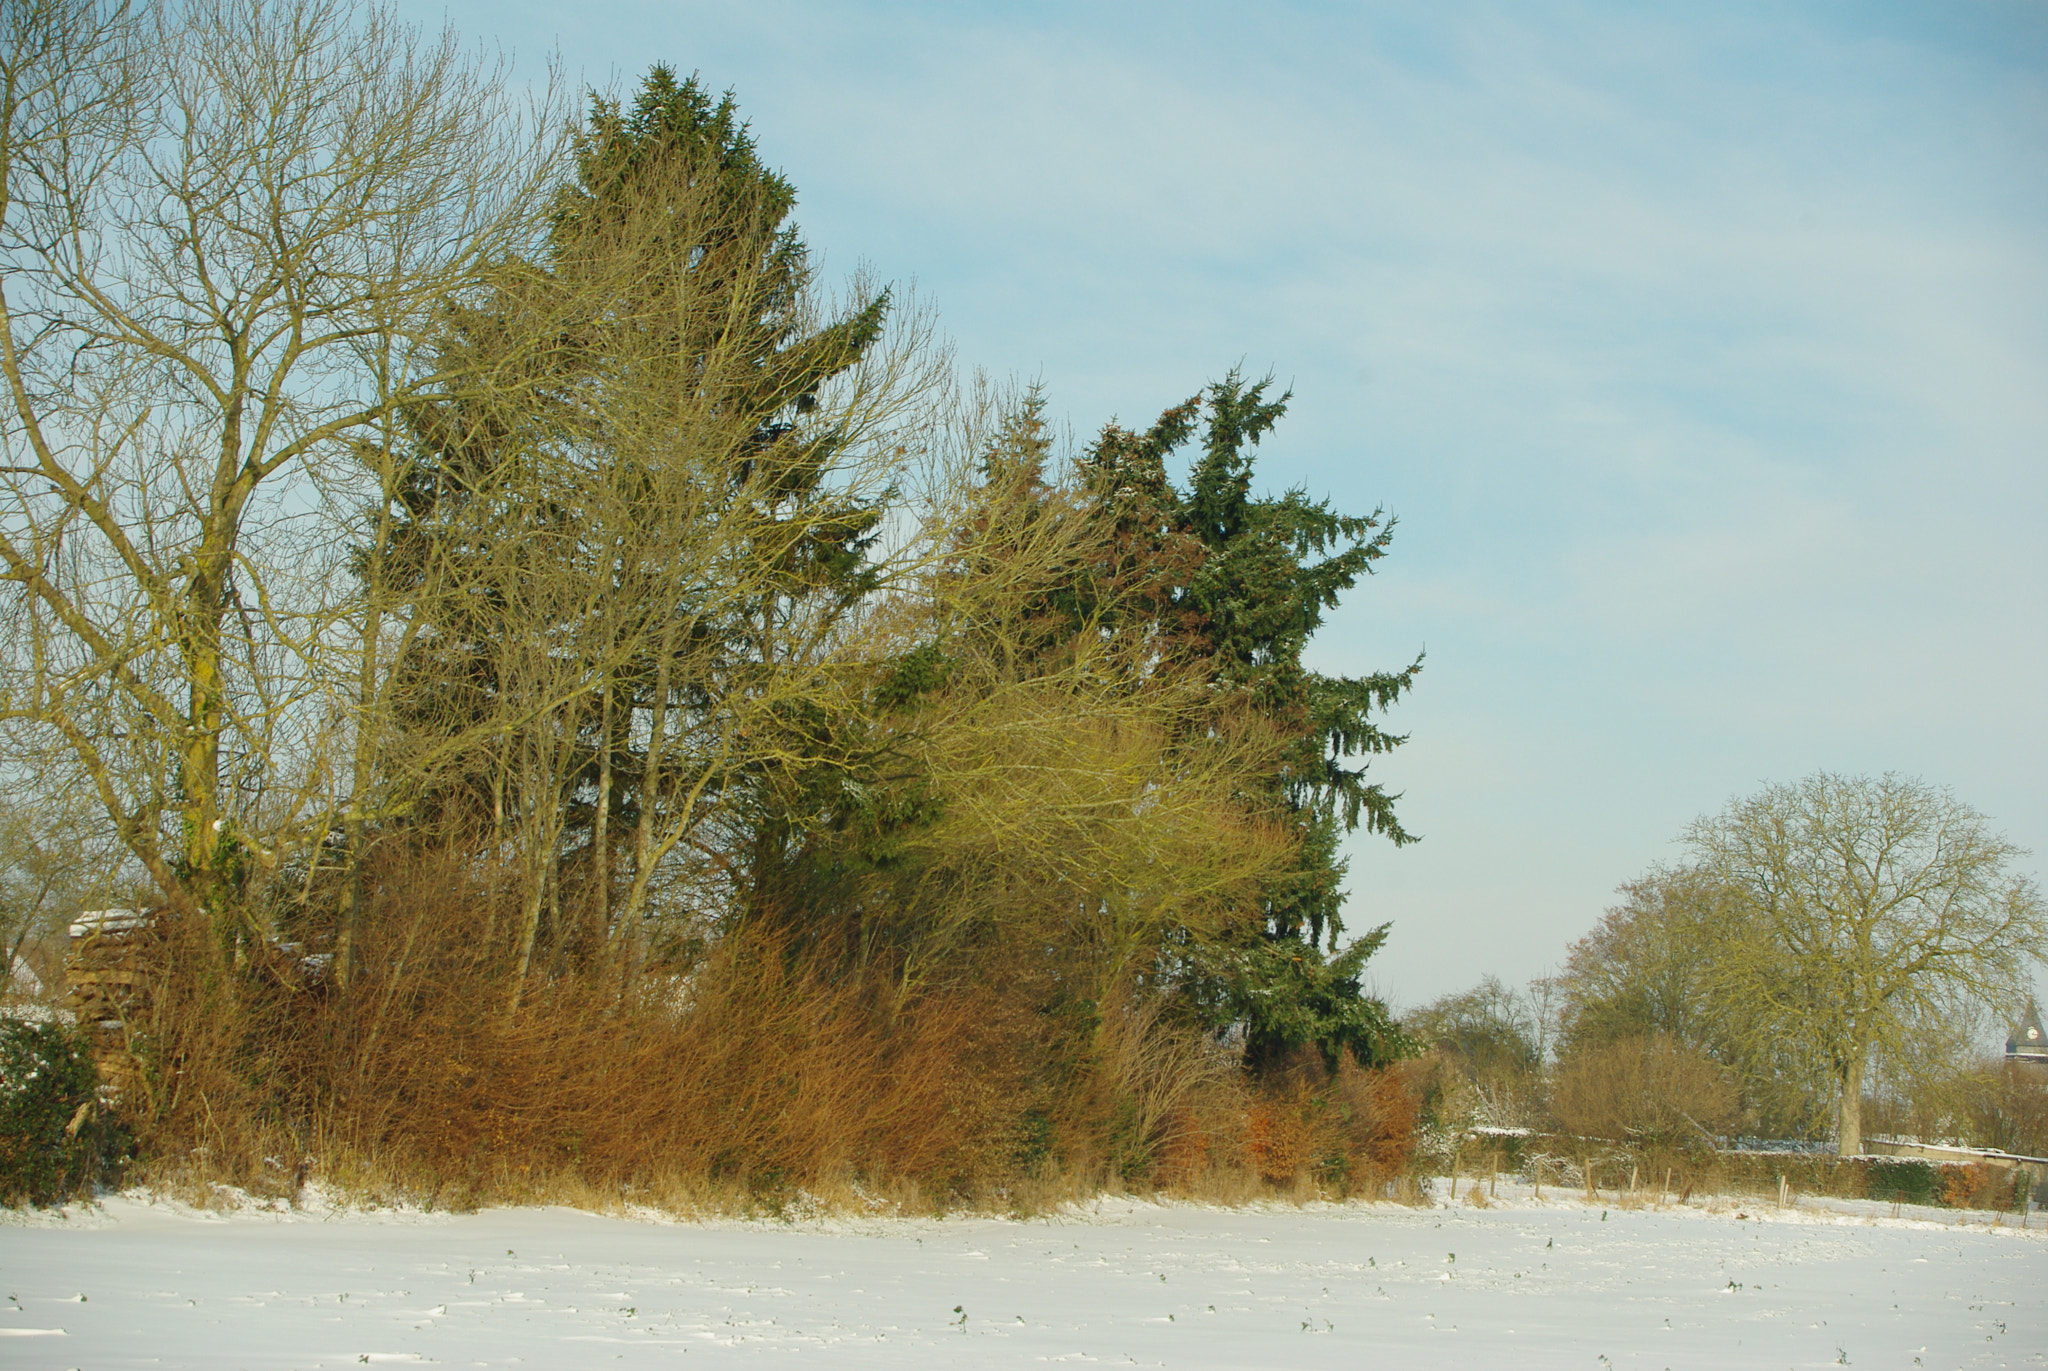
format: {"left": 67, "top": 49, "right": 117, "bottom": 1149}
{"left": 3, "top": 1183, "right": 2041, "bottom": 1369}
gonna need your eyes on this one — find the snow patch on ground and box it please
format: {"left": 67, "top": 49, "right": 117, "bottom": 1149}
{"left": 1, "top": 1180, "right": 2041, "bottom": 1368}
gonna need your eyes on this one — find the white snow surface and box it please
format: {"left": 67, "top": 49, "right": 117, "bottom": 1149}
{"left": 2, "top": 1181, "right": 2042, "bottom": 1368}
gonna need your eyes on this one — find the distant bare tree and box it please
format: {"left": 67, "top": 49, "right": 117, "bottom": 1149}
{"left": 1556, "top": 866, "right": 1731, "bottom": 1056}
{"left": 1688, "top": 773, "right": 2045, "bottom": 1155}
{"left": 1555, "top": 865, "right": 1835, "bottom": 1138}
{"left": 1404, "top": 976, "right": 1544, "bottom": 1128}
{"left": 0, "top": 786, "right": 131, "bottom": 985}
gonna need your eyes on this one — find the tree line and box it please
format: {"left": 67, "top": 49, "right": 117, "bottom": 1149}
{"left": 1410, "top": 772, "right": 2046, "bottom": 1160}
{"left": 0, "top": 0, "right": 1422, "bottom": 1201}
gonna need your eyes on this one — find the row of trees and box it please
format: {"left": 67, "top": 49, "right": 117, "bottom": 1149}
{"left": 1411, "top": 773, "right": 2046, "bottom": 1156}
{"left": 0, "top": 0, "right": 1422, "bottom": 1190}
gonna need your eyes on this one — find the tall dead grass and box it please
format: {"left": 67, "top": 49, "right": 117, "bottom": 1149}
{"left": 116, "top": 849, "right": 1421, "bottom": 1213}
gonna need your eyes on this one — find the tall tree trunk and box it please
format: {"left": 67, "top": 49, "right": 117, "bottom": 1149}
{"left": 508, "top": 733, "right": 554, "bottom": 1013}
{"left": 334, "top": 838, "right": 362, "bottom": 993}
{"left": 592, "top": 674, "right": 613, "bottom": 957}
{"left": 1836, "top": 1036, "right": 1869, "bottom": 1156}
{"left": 180, "top": 532, "right": 232, "bottom": 960}
{"left": 619, "top": 620, "right": 676, "bottom": 984}
{"left": 336, "top": 554, "right": 385, "bottom": 996}
{"left": 509, "top": 695, "right": 583, "bottom": 1013}
{"left": 338, "top": 412, "right": 405, "bottom": 996}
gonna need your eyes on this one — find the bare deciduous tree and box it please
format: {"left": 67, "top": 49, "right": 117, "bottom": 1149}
{"left": 1557, "top": 866, "right": 1731, "bottom": 1056}
{"left": 1554, "top": 864, "right": 1833, "bottom": 1137}
{"left": 0, "top": 0, "right": 560, "bottom": 956}
{"left": 0, "top": 786, "right": 131, "bottom": 986}
{"left": 1687, "top": 772, "right": 2046, "bottom": 1155}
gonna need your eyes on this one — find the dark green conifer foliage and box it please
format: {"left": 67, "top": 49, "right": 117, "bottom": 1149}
{"left": 1087, "top": 372, "right": 1420, "bottom": 1071}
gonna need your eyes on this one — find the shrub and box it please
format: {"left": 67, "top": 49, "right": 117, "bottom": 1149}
{"left": 1549, "top": 1033, "right": 1740, "bottom": 1143}
{"left": 1245, "top": 1084, "right": 1322, "bottom": 1185}
{"left": 0, "top": 1020, "right": 130, "bottom": 1206}
{"left": 1236, "top": 1057, "right": 1420, "bottom": 1195}
{"left": 1327, "top": 1057, "right": 1422, "bottom": 1191}
{"left": 1938, "top": 1160, "right": 2029, "bottom": 1211}
{"left": 1862, "top": 1157, "right": 1940, "bottom": 1206}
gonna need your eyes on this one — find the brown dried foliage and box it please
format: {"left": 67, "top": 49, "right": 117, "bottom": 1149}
{"left": 127, "top": 852, "right": 1017, "bottom": 1206}
{"left": 119, "top": 848, "right": 1419, "bottom": 1211}
{"left": 1239, "top": 1056, "right": 1420, "bottom": 1197}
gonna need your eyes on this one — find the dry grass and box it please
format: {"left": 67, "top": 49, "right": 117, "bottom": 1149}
{"left": 106, "top": 853, "right": 1424, "bottom": 1215}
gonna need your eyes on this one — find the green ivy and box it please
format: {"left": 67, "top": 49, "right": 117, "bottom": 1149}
{"left": 0, "top": 1020, "right": 131, "bottom": 1206}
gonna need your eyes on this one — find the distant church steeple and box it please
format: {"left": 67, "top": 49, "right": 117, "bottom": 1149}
{"left": 2008, "top": 1000, "right": 2048, "bottom": 1062}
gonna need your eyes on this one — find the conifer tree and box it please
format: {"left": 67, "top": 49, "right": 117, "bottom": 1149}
{"left": 1085, "top": 373, "right": 1420, "bottom": 1071}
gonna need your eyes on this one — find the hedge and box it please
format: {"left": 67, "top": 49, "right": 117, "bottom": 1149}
{"left": 1448, "top": 1130, "right": 2036, "bottom": 1211}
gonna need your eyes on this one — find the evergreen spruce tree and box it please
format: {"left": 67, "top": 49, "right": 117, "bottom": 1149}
{"left": 1085, "top": 372, "right": 1420, "bottom": 1072}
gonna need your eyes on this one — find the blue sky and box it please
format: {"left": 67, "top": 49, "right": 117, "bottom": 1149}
{"left": 405, "top": 0, "right": 2048, "bottom": 1009}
